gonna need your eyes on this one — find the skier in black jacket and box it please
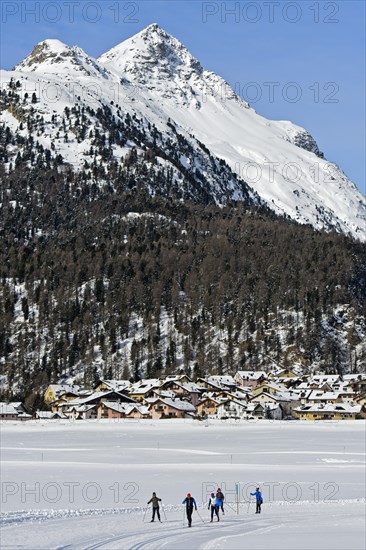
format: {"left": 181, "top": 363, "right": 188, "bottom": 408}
{"left": 182, "top": 493, "right": 197, "bottom": 527}
{"left": 147, "top": 492, "right": 162, "bottom": 522}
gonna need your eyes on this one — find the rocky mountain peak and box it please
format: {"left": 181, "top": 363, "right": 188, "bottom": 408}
{"left": 98, "top": 24, "right": 203, "bottom": 81}
{"left": 14, "top": 39, "right": 108, "bottom": 78}
{"left": 14, "top": 39, "right": 70, "bottom": 71}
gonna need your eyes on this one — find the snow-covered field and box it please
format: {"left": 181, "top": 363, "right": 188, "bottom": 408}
{"left": 1, "top": 419, "right": 365, "bottom": 549}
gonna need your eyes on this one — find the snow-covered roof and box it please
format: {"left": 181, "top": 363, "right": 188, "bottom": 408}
{"left": 48, "top": 384, "right": 80, "bottom": 395}
{"left": 236, "top": 370, "right": 267, "bottom": 380}
{"left": 276, "top": 391, "right": 301, "bottom": 402}
{"left": 165, "top": 381, "right": 201, "bottom": 393}
{"left": 100, "top": 401, "right": 127, "bottom": 414}
{"left": 9, "top": 402, "right": 24, "bottom": 409}
{"left": 197, "top": 395, "right": 222, "bottom": 405}
{"left": 295, "top": 403, "right": 361, "bottom": 414}
{"left": 97, "top": 379, "right": 130, "bottom": 391}
{"left": 265, "top": 403, "right": 283, "bottom": 410}
{"left": 153, "top": 390, "right": 176, "bottom": 399}
{"left": 311, "top": 375, "right": 340, "bottom": 384}
{"left": 163, "top": 374, "right": 192, "bottom": 382}
{"left": 230, "top": 389, "right": 252, "bottom": 399}
{"left": 125, "top": 404, "right": 150, "bottom": 416}
{"left": 207, "top": 375, "right": 237, "bottom": 387}
{"left": 150, "top": 397, "right": 196, "bottom": 412}
{"left": 74, "top": 404, "right": 97, "bottom": 412}
{"left": 0, "top": 403, "right": 19, "bottom": 415}
{"left": 36, "top": 411, "right": 60, "bottom": 419}
{"left": 131, "top": 379, "right": 161, "bottom": 393}
{"left": 246, "top": 403, "right": 264, "bottom": 412}
{"left": 307, "top": 391, "right": 341, "bottom": 401}
{"left": 64, "top": 390, "right": 134, "bottom": 407}
{"left": 254, "top": 381, "right": 287, "bottom": 392}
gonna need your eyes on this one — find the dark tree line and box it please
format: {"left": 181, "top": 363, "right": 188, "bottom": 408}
{"left": 0, "top": 163, "right": 365, "bottom": 409}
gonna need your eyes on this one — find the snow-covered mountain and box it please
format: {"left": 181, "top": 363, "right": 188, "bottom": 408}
{"left": 1, "top": 23, "right": 365, "bottom": 240}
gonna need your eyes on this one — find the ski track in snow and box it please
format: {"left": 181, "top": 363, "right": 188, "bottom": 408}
{"left": 57, "top": 516, "right": 284, "bottom": 550}
{"left": 1, "top": 421, "right": 365, "bottom": 549}
{"left": 2, "top": 501, "right": 365, "bottom": 549}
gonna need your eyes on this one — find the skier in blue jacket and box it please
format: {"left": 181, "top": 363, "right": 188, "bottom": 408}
{"left": 182, "top": 493, "right": 197, "bottom": 527}
{"left": 250, "top": 487, "right": 263, "bottom": 513}
{"left": 216, "top": 488, "right": 225, "bottom": 515}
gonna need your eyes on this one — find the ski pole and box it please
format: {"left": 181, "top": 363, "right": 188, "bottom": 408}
{"left": 143, "top": 505, "right": 150, "bottom": 522}
{"left": 247, "top": 499, "right": 251, "bottom": 514}
{"left": 162, "top": 504, "right": 168, "bottom": 521}
{"left": 182, "top": 508, "right": 185, "bottom": 527}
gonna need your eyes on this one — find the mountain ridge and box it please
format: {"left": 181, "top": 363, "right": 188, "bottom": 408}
{"left": 1, "top": 23, "right": 365, "bottom": 241}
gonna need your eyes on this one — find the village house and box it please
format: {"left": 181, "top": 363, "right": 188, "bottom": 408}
{"left": 34, "top": 411, "right": 67, "bottom": 420}
{"left": 196, "top": 378, "right": 236, "bottom": 394}
{"left": 159, "top": 380, "right": 202, "bottom": 406}
{"left": 297, "top": 381, "right": 334, "bottom": 393}
{"left": 305, "top": 391, "right": 343, "bottom": 405}
{"left": 60, "top": 390, "right": 136, "bottom": 417}
{"left": 234, "top": 370, "right": 267, "bottom": 388}
{"left": 264, "top": 403, "right": 284, "bottom": 420}
{"left": 249, "top": 392, "right": 283, "bottom": 406}
{"left": 206, "top": 375, "right": 238, "bottom": 391}
{"left": 129, "top": 379, "right": 161, "bottom": 402}
{"left": 216, "top": 399, "right": 250, "bottom": 420}
{"left": 148, "top": 397, "right": 196, "bottom": 419}
{"left": 294, "top": 403, "right": 365, "bottom": 421}
{"left": 0, "top": 403, "right": 32, "bottom": 421}
{"left": 97, "top": 401, "right": 150, "bottom": 420}
{"left": 0, "top": 403, "right": 21, "bottom": 421}
{"left": 249, "top": 388, "right": 299, "bottom": 416}
{"left": 273, "top": 369, "right": 298, "bottom": 379}
{"left": 196, "top": 396, "right": 226, "bottom": 417}
{"left": 310, "top": 375, "right": 341, "bottom": 387}
{"left": 44, "top": 384, "right": 80, "bottom": 404}
{"left": 251, "top": 381, "right": 286, "bottom": 397}
{"left": 245, "top": 403, "right": 266, "bottom": 418}
{"left": 67, "top": 404, "right": 98, "bottom": 420}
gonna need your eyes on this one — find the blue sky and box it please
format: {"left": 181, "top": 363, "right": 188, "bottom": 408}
{"left": 1, "top": 0, "right": 365, "bottom": 194}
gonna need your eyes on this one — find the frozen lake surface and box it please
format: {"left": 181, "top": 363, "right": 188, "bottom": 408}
{"left": 1, "top": 419, "right": 365, "bottom": 549}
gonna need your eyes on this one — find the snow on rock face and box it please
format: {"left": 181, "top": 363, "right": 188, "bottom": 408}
{"left": 3, "top": 24, "right": 366, "bottom": 241}
{"left": 15, "top": 39, "right": 69, "bottom": 70}
{"left": 98, "top": 23, "right": 245, "bottom": 109}
{"left": 275, "top": 121, "right": 324, "bottom": 158}
{"left": 97, "top": 25, "right": 365, "bottom": 241}
{"left": 14, "top": 39, "right": 109, "bottom": 79}
{"left": 99, "top": 23, "right": 203, "bottom": 81}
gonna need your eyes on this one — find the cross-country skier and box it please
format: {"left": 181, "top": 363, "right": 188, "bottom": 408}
{"left": 208, "top": 492, "right": 219, "bottom": 522}
{"left": 216, "top": 488, "right": 225, "bottom": 515}
{"left": 182, "top": 493, "right": 197, "bottom": 527}
{"left": 250, "top": 487, "right": 263, "bottom": 513}
{"left": 147, "top": 492, "right": 162, "bottom": 522}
